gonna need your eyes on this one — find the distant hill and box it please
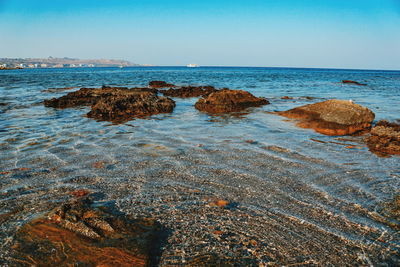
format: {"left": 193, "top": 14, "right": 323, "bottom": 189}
{"left": 0, "top": 57, "right": 141, "bottom": 69}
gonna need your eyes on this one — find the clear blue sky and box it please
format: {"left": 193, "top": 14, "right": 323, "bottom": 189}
{"left": 0, "top": 0, "right": 399, "bottom": 69}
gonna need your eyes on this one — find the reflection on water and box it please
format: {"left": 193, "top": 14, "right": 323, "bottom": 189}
{"left": 0, "top": 67, "right": 399, "bottom": 264}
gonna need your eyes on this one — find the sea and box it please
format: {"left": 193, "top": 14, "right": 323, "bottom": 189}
{"left": 0, "top": 67, "right": 399, "bottom": 265}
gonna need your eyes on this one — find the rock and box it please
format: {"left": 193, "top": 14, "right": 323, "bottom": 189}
{"left": 11, "top": 196, "right": 165, "bottom": 266}
{"left": 195, "top": 89, "right": 269, "bottom": 113}
{"left": 87, "top": 91, "right": 175, "bottom": 122}
{"left": 70, "top": 189, "right": 91, "bottom": 198}
{"left": 364, "top": 120, "right": 400, "bottom": 156}
{"left": 131, "top": 87, "right": 159, "bottom": 94}
{"left": 342, "top": 80, "right": 367, "bottom": 86}
{"left": 281, "top": 96, "right": 293, "bottom": 100}
{"left": 44, "top": 86, "right": 158, "bottom": 109}
{"left": 44, "top": 86, "right": 130, "bottom": 108}
{"left": 149, "top": 81, "right": 175, "bottom": 88}
{"left": 276, "top": 99, "right": 375, "bottom": 136}
{"left": 92, "top": 161, "right": 106, "bottom": 169}
{"left": 214, "top": 199, "right": 230, "bottom": 208}
{"left": 162, "top": 86, "right": 217, "bottom": 98}
{"left": 44, "top": 86, "right": 175, "bottom": 122}
{"left": 42, "top": 87, "right": 78, "bottom": 93}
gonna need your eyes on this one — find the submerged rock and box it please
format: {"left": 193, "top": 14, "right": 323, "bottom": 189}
{"left": 277, "top": 99, "right": 375, "bottom": 136}
{"left": 87, "top": 91, "right": 175, "bottom": 122}
{"left": 194, "top": 89, "right": 269, "bottom": 113}
{"left": 12, "top": 196, "right": 165, "bottom": 266}
{"left": 364, "top": 120, "right": 400, "bottom": 156}
{"left": 162, "top": 85, "right": 217, "bottom": 98}
{"left": 149, "top": 81, "right": 175, "bottom": 88}
{"left": 342, "top": 80, "right": 367, "bottom": 86}
{"left": 42, "top": 86, "right": 78, "bottom": 93}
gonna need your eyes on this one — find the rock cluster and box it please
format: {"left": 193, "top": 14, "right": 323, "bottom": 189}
{"left": 162, "top": 85, "right": 217, "bottom": 98}
{"left": 342, "top": 80, "right": 367, "bottom": 86}
{"left": 364, "top": 120, "right": 400, "bottom": 155}
{"left": 277, "top": 99, "right": 375, "bottom": 136}
{"left": 44, "top": 86, "right": 175, "bottom": 122}
{"left": 87, "top": 92, "right": 175, "bottom": 122}
{"left": 195, "top": 89, "right": 269, "bottom": 113}
{"left": 149, "top": 81, "right": 175, "bottom": 88}
{"left": 12, "top": 197, "right": 165, "bottom": 266}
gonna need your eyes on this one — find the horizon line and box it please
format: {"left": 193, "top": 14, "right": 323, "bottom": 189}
{"left": 3, "top": 64, "right": 399, "bottom": 72}
{"left": 151, "top": 65, "right": 400, "bottom": 72}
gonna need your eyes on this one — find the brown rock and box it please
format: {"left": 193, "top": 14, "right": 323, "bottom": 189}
{"left": 87, "top": 91, "right": 175, "bottom": 122}
{"left": 42, "top": 86, "right": 78, "bottom": 93}
{"left": 195, "top": 89, "right": 269, "bottom": 113}
{"left": 12, "top": 197, "right": 165, "bottom": 266}
{"left": 214, "top": 199, "right": 230, "bottom": 207}
{"left": 44, "top": 86, "right": 130, "bottom": 108}
{"left": 92, "top": 161, "right": 106, "bottom": 169}
{"left": 281, "top": 96, "right": 293, "bottom": 100}
{"left": 131, "top": 87, "right": 159, "bottom": 94}
{"left": 44, "top": 86, "right": 175, "bottom": 123}
{"left": 162, "top": 86, "right": 217, "bottom": 98}
{"left": 342, "top": 80, "right": 367, "bottom": 86}
{"left": 364, "top": 120, "right": 400, "bottom": 156}
{"left": 70, "top": 189, "right": 91, "bottom": 198}
{"left": 148, "top": 80, "right": 175, "bottom": 88}
{"left": 44, "top": 86, "right": 158, "bottom": 109}
{"left": 276, "top": 99, "right": 375, "bottom": 136}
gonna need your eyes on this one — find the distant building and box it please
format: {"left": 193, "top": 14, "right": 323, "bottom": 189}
{"left": 28, "top": 64, "right": 35, "bottom": 68}
{"left": 40, "top": 64, "right": 47, "bottom": 68}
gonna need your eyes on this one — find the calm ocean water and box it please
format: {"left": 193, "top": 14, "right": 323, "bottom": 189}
{"left": 0, "top": 67, "right": 399, "bottom": 264}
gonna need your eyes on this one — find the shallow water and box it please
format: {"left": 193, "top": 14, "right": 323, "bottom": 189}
{"left": 0, "top": 67, "right": 399, "bottom": 265}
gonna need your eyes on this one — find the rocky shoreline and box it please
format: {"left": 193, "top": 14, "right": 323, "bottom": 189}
{"left": 44, "top": 80, "right": 400, "bottom": 156}
{"left": 1, "top": 76, "right": 399, "bottom": 266}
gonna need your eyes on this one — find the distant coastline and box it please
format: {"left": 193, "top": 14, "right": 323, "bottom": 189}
{"left": 1, "top": 61, "right": 399, "bottom": 72}
{"left": 0, "top": 57, "right": 143, "bottom": 69}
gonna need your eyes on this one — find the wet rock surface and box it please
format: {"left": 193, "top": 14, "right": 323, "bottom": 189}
{"left": 149, "top": 81, "right": 175, "bottom": 88}
{"left": 87, "top": 92, "right": 175, "bottom": 123}
{"left": 195, "top": 89, "right": 269, "bottom": 113}
{"left": 161, "top": 85, "right": 217, "bottom": 98}
{"left": 44, "top": 86, "right": 175, "bottom": 122}
{"left": 44, "top": 86, "right": 133, "bottom": 108}
{"left": 277, "top": 99, "right": 375, "bottom": 135}
{"left": 41, "top": 86, "right": 78, "bottom": 93}
{"left": 364, "top": 120, "right": 400, "bottom": 156}
{"left": 342, "top": 80, "right": 367, "bottom": 86}
{"left": 11, "top": 196, "right": 166, "bottom": 266}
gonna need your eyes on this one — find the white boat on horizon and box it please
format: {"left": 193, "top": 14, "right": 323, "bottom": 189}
{"left": 186, "top": 64, "right": 199, "bottom": 68}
